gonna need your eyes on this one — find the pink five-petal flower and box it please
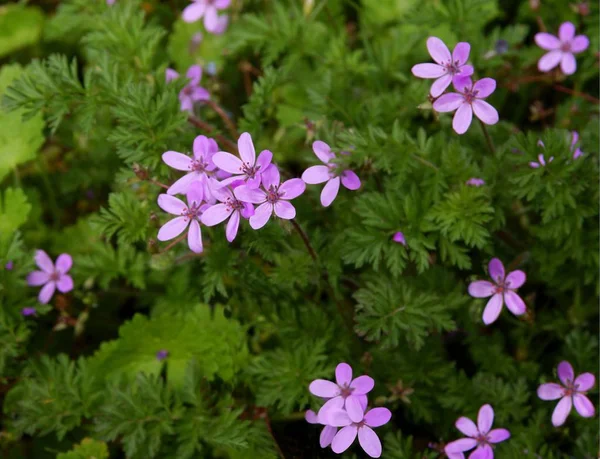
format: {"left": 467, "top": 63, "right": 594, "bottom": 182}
{"left": 301, "top": 141, "right": 361, "bottom": 207}
{"left": 433, "top": 77, "right": 499, "bottom": 135}
{"left": 305, "top": 410, "right": 338, "bottom": 448}
{"left": 535, "top": 22, "right": 589, "bottom": 75}
{"left": 537, "top": 360, "right": 596, "bottom": 427}
{"left": 327, "top": 407, "right": 392, "bottom": 458}
{"left": 571, "top": 131, "right": 584, "bottom": 159}
{"left": 445, "top": 404, "right": 510, "bottom": 459}
{"left": 157, "top": 182, "right": 207, "bottom": 253}
{"left": 166, "top": 65, "right": 210, "bottom": 112}
{"left": 308, "top": 362, "right": 375, "bottom": 424}
{"left": 213, "top": 132, "right": 273, "bottom": 189}
{"left": 162, "top": 135, "right": 219, "bottom": 197}
{"left": 411, "top": 37, "right": 475, "bottom": 98}
{"left": 27, "top": 250, "right": 74, "bottom": 304}
{"left": 468, "top": 258, "right": 527, "bottom": 325}
{"left": 234, "top": 165, "right": 305, "bottom": 230}
{"left": 182, "top": 0, "right": 231, "bottom": 34}
{"left": 201, "top": 179, "right": 254, "bottom": 242}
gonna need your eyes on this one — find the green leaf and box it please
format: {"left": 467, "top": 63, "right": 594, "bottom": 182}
{"left": 0, "top": 5, "right": 44, "bottom": 58}
{"left": 0, "top": 188, "right": 31, "bottom": 250}
{"left": 57, "top": 438, "right": 109, "bottom": 459}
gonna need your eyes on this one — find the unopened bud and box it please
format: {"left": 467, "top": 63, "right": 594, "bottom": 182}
{"left": 133, "top": 163, "right": 149, "bottom": 180}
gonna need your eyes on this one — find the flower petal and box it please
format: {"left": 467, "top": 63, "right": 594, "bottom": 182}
{"left": 27, "top": 271, "right": 50, "bottom": 286}
{"left": 534, "top": 33, "right": 560, "bottom": 50}
{"left": 35, "top": 250, "right": 54, "bottom": 273}
{"left": 552, "top": 396, "right": 572, "bottom": 427}
{"left": 560, "top": 53, "right": 576, "bottom": 75}
{"left": 225, "top": 210, "right": 240, "bottom": 242}
{"left": 504, "top": 291, "right": 526, "bottom": 316}
{"left": 453, "top": 42, "right": 471, "bottom": 65}
{"left": 157, "top": 216, "right": 189, "bottom": 241}
{"left": 331, "top": 426, "right": 358, "bottom": 455}
{"left": 574, "top": 373, "right": 595, "bottom": 392}
{"left": 432, "top": 93, "right": 464, "bottom": 112}
{"left": 305, "top": 410, "right": 319, "bottom": 424}
{"left": 309, "top": 379, "right": 340, "bottom": 398}
{"left": 445, "top": 438, "right": 478, "bottom": 453}
{"left": 559, "top": 22, "right": 575, "bottom": 42}
{"left": 56, "top": 274, "right": 74, "bottom": 293}
{"left": 477, "top": 404, "right": 494, "bottom": 434}
{"left": 350, "top": 375, "right": 375, "bottom": 395}
{"left": 482, "top": 293, "right": 503, "bottom": 325}
{"left": 487, "top": 428, "right": 510, "bottom": 443}
{"left": 187, "top": 219, "right": 203, "bottom": 253}
{"left": 537, "top": 383, "right": 565, "bottom": 400}
{"left": 186, "top": 65, "right": 202, "bottom": 83}
{"left": 538, "top": 50, "right": 562, "bottom": 72}
{"left": 364, "top": 407, "right": 392, "bottom": 428}
{"left": 452, "top": 103, "right": 473, "bottom": 135}
{"left": 165, "top": 68, "right": 179, "bottom": 82}
{"left": 279, "top": 178, "right": 306, "bottom": 200}
{"left": 573, "top": 394, "right": 595, "bottom": 418}
{"left": 570, "top": 35, "right": 589, "bottom": 53}
{"left": 469, "top": 444, "right": 493, "bottom": 459}
{"left": 341, "top": 170, "right": 361, "bottom": 190}
{"left": 302, "top": 165, "right": 331, "bottom": 184}
{"left": 201, "top": 204, "right": 232, "bottom": 226}
{"left": 163, "top": 152, "right": 191, "bottom": 171}
{"left": 261, "top": 164, "right": 281, "bottom": 189}
{"left": 468, "top": 281, "right": 495, "bottom": 298}
{"left": 455, "top": 416, "right": 478, "bottom": 437}
{"left": 274, "top": 201, "right": 296, "bottom": 219}
{"left": 505, "top": 270, "right": 526, "bottom": 289}
{"left": 427, "top": 37, "right": 451, "bottom": 65}
{"left": 249, "top": 203, "right": 273, "bottom": 229}
{"left": 335, "top": 363, "right": 352, "bottom": 386}
{"left": 186, "top": 180, "right": 204, "bottom": 206}
{"left": 56, "top": 254, "right": 73, "bottom": 273}
{"left": 488, "top": 258, "right": 505, "bottom": 283}
{"left": 234, "top": 185, "right": 266, "bottom": 204}
{"left": 472, "top": 100, "right": 498, "bottom": 126}
{"left": 237, "top": 132, "right": 256, "bottom": 165}
{"left": 345, "top": 395, "right": 365, "bottom": 423}
{"left": 182, "top": 2, "right": 206, "bottom": 22}
{"left": 320, "top": 425, "right": 337, "bottom": 448}
{"left": 213, "top": 152, "right": 244, "bottom": 174}
{"left": 215, "top": 0, "right": 231, "bottom": 8}
{"left": 38, "top": 282, "right": 56, "bottom": 304}
{"left": 167, "top": 172, "right": 198, "bottom": 196}
{"left": 358, "top": 426, "right": 382, "bottom": 458}
{"left": 193, "top": 135, "right": 211, "bottom": 159}
{"left": 558, "top": 361, "right": 575, "bottom": 385}
{"left": 317, "top": 396, "right": 344, "bottom": 424}
{"left": 430, "top": 74, "right": 453, "bottom": 98}
{"left": 313, "top": 140, "right": 335, "bottom": 163}
{"left": 158, "top": 194, "right": 188, "bottom": 215}
{"left": 320, "top": 177, "right": 340, "bottom": 207}
{"left": 472, "top": 77, "right": 496, "bottom": 98}
{"left": 256, "top": 150, "right": 273, "bottom": 172}
{"left": 411, "top": 63, "right": 446, "bottom": 79}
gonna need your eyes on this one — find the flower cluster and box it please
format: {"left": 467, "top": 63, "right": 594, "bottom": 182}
{"left": 166, "top": 65, "right": 210, "bottom": 113}
{"left": 307, "top": 363, "right": 391, "bottom": 458}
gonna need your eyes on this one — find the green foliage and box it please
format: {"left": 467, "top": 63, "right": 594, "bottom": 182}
{"left": 57, "top": 438, "right": 109, "bottom": 459}
{"left": 0, "top": 5, "right": 44, "bottom": 58}
{"left": 0, "top": 188, "right": 31, "bottom": 251}
{"left": 91, "top": 191, "right": 150, "bottom": 245}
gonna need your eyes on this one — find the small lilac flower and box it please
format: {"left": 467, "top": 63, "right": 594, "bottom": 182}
{"left": 201, "top": 180, "right": 254, "bottom": 242}
{"left": 445, "top": 404, "right": 510, "bottom": 459}
{"left": 535, "top": 22, "right": 589, "bottom": 75}
{"left": 27, "top": 251, "right": 74, "bottom": 304}
{"left": 411, "top": 37, "right": 474, "bottom": 98}
{"left": 392, "top": 232, "right": 406, "bottom": 245}
{"left": 162, "top": 135, "right": 219, "bottom": 196}
{"left": 106, "top": 0, "right": 115, "bottom": 4}
{"left": 156, "top": 350, "right": 169, "bottom": 361}
{"left": 433, "top": 77, "right": 499, "bottom": 135}
{"left": 571, "top": 131, "right": 584, "bottom": 159}
{"left": 466, "top": 178, "right": 485, "bottom": 187}
{"left": 5, "top": 260, "right": 13, "bottom": 270}
{"left": 308, "top": 362, "right": 375, "bottom": 423}
{"left": 468, "top": 258, "right": 527, "bottom": 325}
{"left": 213, "top": 132, "right": 273, "bottom": 189}
{"left": 529, "top": 153, "right": 554, "bottom": 168}
{"left": 327, "top": 407, "right": 392, "bottom": 458}
{"left": 301, "top": 141, "right": 361, "bottom": 207}
{"left": 157, "top": 182, "right": 207, "bottom": 253}
{"left": 166, "top": 65, "right": 210, "bottom": 112}
{"left": 234, "top": 165, "right": 306, "bottom": 230}
{"left": 182, "top": 0, "right": 230, "bottom": 34}
{"left": 537, "top": 361, "right": 595, "bottom": 426}
{"left": 305, "top": 410, "right": 338, "bottom": 449}
{"left": 21, "top": 307, "right": 37, "bottom": 317}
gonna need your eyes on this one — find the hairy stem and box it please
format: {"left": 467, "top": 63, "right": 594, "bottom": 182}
{"left": 479, "top": 120, "right": 496, "bottom": 155}
{"left": 205, "top": 100, "right": 239, "bottom": 139}
{"left": 188, "top": 115, "right": 238, "bottom": 153}
{"left": 553, "top": 84, "right": 600, "bottom": 104}
{"left": 160, "top": 232, "right": 187, "bottom": 253}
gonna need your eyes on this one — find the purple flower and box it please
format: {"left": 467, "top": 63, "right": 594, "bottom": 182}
{"left": 445, "top": 404, "right": 510, "bottom": 459}
{"left": 213, "top": 132, "right": 273, "bottom": 189}
{"left": 535, "top": 22, "right": 589, "bottom": 75}
{"left": 201, "top": 180, "right": 254, "bottom": 242}
{"left": 468, "top": 258, "right": 527, "bottom": 325}
{"left": 157, "top": 182, "right": 207, "bottom": 253}
{"left": 234, "top": 165, "right": 306, "bottom": 229}
{"left": 411, "top": 37, "right": 474, "bottom": 98}
{"left": 106, "top": 0, "right": 115, "bottom": 4}
{"left": 392, "top": 232, "right": 406, "bottom": 245}
{"left": 537, "top": 361, "right": 595, "bottom": 426}
{"left": 26, "top": 251, "right": 74, "bottom": 304}
{"left": 162, "top": 135, "right": 219, "bottom": 196}
{"left": 156, "top": 350, "right": 169, "bottom": 361}
{"left": 5, "top": 260, "right": 13, "bottom": 270}
{"left": 166, "top": 65, "right": 210, "bottom": 112}
{"left": 182, "top": 0, "right": 230, "bottom": 34}
{"left": 301, "top": 141, "right": 361, "bottom": 207}
{"left": 21, "top": 307, "right": 37, "bottom": 317}
{"left": 327, "top": 407, "right": 392, "bottom": 458}
{"left": 305, "top": 410, "right": 338, "bottom": 449}
{"left": 308, "top": 362, "right": 375, "bottom": 423}
{"left": 466, "top": 178, "right": 485, "bottom": 187}
{"left": 571, "top": 131, "right": 584, "bottom": 159}
{"left": 433, "top": 77, "right": 499, "bottom": 135}
{"left": 529, "top": 153, "right": 554, "bottom": 168}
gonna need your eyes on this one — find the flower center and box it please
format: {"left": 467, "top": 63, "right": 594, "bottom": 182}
{"left": 475, "top": 434, "right": 490, "bottom": 447}
{"left": 444, "top": 60, "right": 461, "bottom": 75}
{"left": 265, "top": 186, "right": 281, "bottom": 204}
{"left": 339, "top": 384, "right": 354, "bottom": 398}
{"left": 241, "top": 162, "right": 261, "bottom": 179}
{"left": 183, "top": 85, "right": 194, "bottom": 96}
{"left": 182, "top": 203, "right": 202, "bottom": 221}
{"left": 190, "top": 159, "right": 208, "bottom": 172}
{"left": 563, "top": 380, "right": 579, "bottom": 396}
{"left": 49, "top": 271, "right": 61, "bottom": 282}
{"left": 463, "top": 86, "right": 479, "bottom": 104}
{"left": 560, "top": 42, "right": 571, "bottom": 52}
{"left": 225, "top": 197, "right": 245, "bottom": 212}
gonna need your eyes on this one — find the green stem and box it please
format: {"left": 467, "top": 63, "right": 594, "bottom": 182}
{"left": 479, "top": 120, "right": 496, "bottom": 155}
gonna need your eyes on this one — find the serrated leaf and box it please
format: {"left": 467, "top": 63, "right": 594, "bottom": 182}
{"left": 0, "top": 188, "right": 31, "bottom": 250}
